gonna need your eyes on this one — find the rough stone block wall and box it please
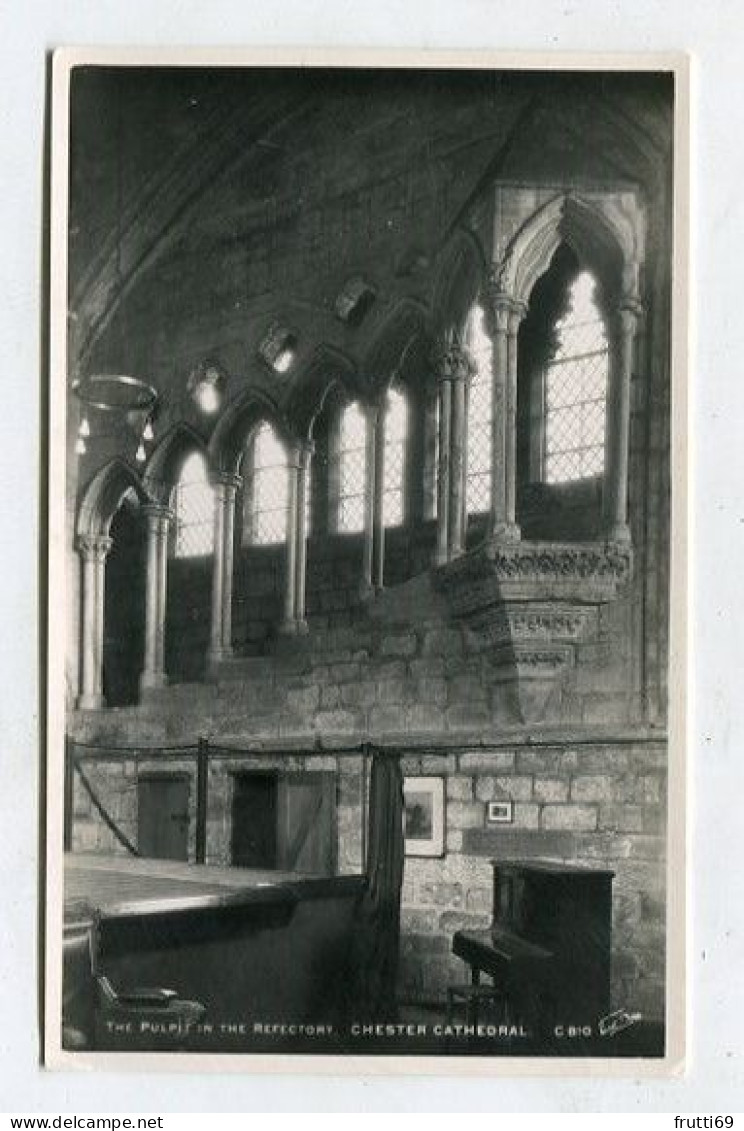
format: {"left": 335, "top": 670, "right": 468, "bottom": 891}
{"left": 70, "top": 751, "right": 365, "bottom": 875}
{"left": 397, "top": 742, "right": 666, "bottom": 1020}
{"left": 164, "top": 524, "right": 438, "bottom": 665}
{"left": 70, "top": 549, "right": 667, "bottom": 1023}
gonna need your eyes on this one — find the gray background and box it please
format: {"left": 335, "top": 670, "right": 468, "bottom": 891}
{"left": 2, "top": 0, "right": 741, "bottom": 1112}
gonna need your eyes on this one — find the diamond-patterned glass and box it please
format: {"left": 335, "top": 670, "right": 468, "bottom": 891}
{"left": 252, "top": 424, "right": 289, "bottom": 545}
{"left": 466, "top": 304, "right": 493, "bottom": 514}
{"left": 339, "top": 403, "right": 367, "bottom": 533}
{"left": 383, "top": 389, "right": 406, "bottom": 527}
{"left": 544, "top": 272, "right": 608, "bottom": 484}
{"left": 173, "top": 452, "right": 214, "bottom": 558}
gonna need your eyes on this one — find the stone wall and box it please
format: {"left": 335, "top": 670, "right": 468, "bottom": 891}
{"left": 164, "top": 515, "right": 440, "bottom": 672}
{"left": 398, "top": 742, "right": 666, "bottom": 1020}
{"left": 70, "top": 575, "right": 667, "bottom": 1021}
{"left": 70, "top": 750, "right": 365, "bottom": 876}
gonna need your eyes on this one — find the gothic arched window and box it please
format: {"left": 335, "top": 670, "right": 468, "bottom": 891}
{"left": 465, "top": 304, "right": 493, "bottom": 514}
{"left": 383, "top": 387, "right": 407, "bottom": 527}
{"left": 337, "top": 402, "right": 367, "bottom": 533}
{"left": 172, "top": 451, "right": 214, "bottom": 558}
{"left": 543, "top": 271, "right": 608, "bottom": 484}
{"left": 245, "top": 422, "right": 289, "bottom": 545}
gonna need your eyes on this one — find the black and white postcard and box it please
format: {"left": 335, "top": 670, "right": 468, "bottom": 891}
{"left": 45, "top": 49, "right": 688, "bottom": 1073}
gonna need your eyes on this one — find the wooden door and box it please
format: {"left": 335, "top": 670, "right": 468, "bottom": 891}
{"left": 277, "top": 773, "right": 337, "bottom": 876}
{"left": 137, "top": 774, "right": 190, "bottom": 861}
{"left": 230, "top": 772, "right": 278, "bottom": 868}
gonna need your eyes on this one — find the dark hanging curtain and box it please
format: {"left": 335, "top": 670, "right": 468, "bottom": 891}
{"left": 352, "top": 751, "right": 405, "bottom": 1020}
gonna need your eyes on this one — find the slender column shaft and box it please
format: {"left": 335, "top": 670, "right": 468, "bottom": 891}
{"left": 80, "top": 554, "right": 97, "bottom": 701}
{"left": 485, "top": 293, "right": 521, "bottom": 542}
{"left": 140, "top": 505, "right": 172, "bottom": 691}
{"left": 93, "top": 544, "right": 106, "bottom": 699}
{"left": 294, "top": 442, "right": 313, "bottom": 629}
{"left": 489, "top": 303, "right": 509, "bottom": 536}
{"left": 372, "top": 405, "right": 386, "bottom": 591}
{"left": 209, "top": 484, "right": 227, "bottom": 659}
{"left": 432, "top": 336, "right": 473, "bottom": 564}
{"left": 449, "top": 373, "right": 467, "bottom": 558}
{"left": 435, "top": 378, "right": 452, "bottom": 565}
{"left": 76, "top": 535, "right": 111, "bottom": 710}
{"left": 143, "top": 516, "right": 159, "bottom": 676}
{"left": 361, "top": 403, "right": 379, "bottom": 594}
{"left": 604, "top": 304, "right": 638, "bottom": 542}
{"left": 461, "top": 377, "right": 470, "bottom": 541}
{"left": 220, "top": 482, "right": 238, "bottom": 652}
{"left": 281, "top": 443, "right": 301, "bottom": 630}
{"left": 505, "top": 305, "right": 524, "bottom": 535}
{"left": 155, "top": 517, "right": 168, "bottom": 672}
{"left": 208, "top": 472, "right": 241, "bottom": 665}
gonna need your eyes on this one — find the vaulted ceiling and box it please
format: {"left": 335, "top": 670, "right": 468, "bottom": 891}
{"left": 67, "top": 65, "right": 674, "bottom": 445}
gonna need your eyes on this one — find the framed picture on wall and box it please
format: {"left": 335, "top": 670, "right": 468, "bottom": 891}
{"left": 403, "top": 776, "right": 445, "bottom": 858}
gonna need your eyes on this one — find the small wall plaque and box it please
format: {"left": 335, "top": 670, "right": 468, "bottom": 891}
{"left": 487, "top": 800, "right": 514, "bottom": 824}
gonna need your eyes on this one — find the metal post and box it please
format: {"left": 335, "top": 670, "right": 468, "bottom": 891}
{"left": 63, "top": 737, "right": 74, "bottom": 852}
{"left": 195, "top": 736, "right": 209, "bottom": 864}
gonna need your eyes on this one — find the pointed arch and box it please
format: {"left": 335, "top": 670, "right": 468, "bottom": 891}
{"left": 431, "top": 227, "right": 488, "bottom": 336}
{"left": 208, "top": 387, "right": 294, "bottom": 473}
{"left": 143, "top": 422, "right": 211, "bottom": 501}
{"left": 76, "top": 457, "right": 152, "bottom": 540}
{"left": 495, "top": 192, "right": 642, "bottom": 310}
{"left": 361, "top": 298, "right": 429, "bottom": 398}
{"left": 285, "top": 344, "right": 360, "bottom": 440}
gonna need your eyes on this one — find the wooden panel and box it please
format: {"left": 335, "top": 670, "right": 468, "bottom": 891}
{"left": 137, "top": 774, "right": 190, "bottom": 861}
{"left": 277, "top": 772, "right": 337, "bottom": 876}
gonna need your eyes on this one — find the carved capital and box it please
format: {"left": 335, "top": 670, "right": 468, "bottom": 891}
{"left": 77, "top": 534, "right": 113, "bottom": 563}
{"left": 487, "top": 253, "right": 515, "bottom": 299}
{"left": 607, "top": 295, "right": 642, "bottom": 341}
{"left": 141, "top": 503, "right": 174, "bottom": 529}
{"left": 483, "top": 283, "right": 525, "bottom": 335}
{"left": 209, "top": 470, "right": 242, "bottom": 495}
{"left": 430, "top": 334, "right": 475, "bottom": 385}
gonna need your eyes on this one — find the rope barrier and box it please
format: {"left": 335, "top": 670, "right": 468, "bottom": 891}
{"left": 73, "top": 759, "right": 141, "bottom": 857}
{"left": 68, "top": 731, "right": 667, "bottom": 758}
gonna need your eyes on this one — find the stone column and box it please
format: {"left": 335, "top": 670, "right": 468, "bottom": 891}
{"left": 280, "top": 440, "right": 300, "bottom": 632}
{"left": 434, "top": 375, "right": 452, "bottom": 566}
{"left": 360, "top": 401, "right": 380, "bottom": 596}
{"left": 461, "top": 376, "right": 470, "bottom": 540}
{"left": 372, "top": 403, "right": 386, "bottom": 591}
{"left": 76, "top": 534, "right": 112, "bottom": 710}
{"left": 208, "top": 471, "right": 241, "bottom": 666}
{"left": 603, "top": 300, "right": 640, "bottom": 542}
{"left": 505, "top": 302, "right": 525, "bottom": 537}
{"left": 432, "top": 336, "right": 473, "bottom": 564}
{"left": 293, "top": 440, "right": 313, "bottom": 631}
{"left": 448, "top": 363, "right": 471, "bottom": 559}
{"left": 486, "top": 292, "right": 521, "bottom": 542}
{"left": 139, "top": 504, "right": 173, "bottom": 692}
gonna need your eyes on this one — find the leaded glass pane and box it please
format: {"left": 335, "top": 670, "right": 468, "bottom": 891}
{"left": 339, "top": 403, "right": 367, "bottom": 533}
{"left": 383, "top": 389, "right": 406, "bottom": 527}
{"left": 252, "top": 423, "right": 289, "bottom": 545}
{"left": 173, "top": 451, "right": 214, "bottom": 558}
{"left": 466, "top": 304, "right": 493, "bottom": 514}
{"left": 544, "top": 271, "right": 608, "bottom": 485}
